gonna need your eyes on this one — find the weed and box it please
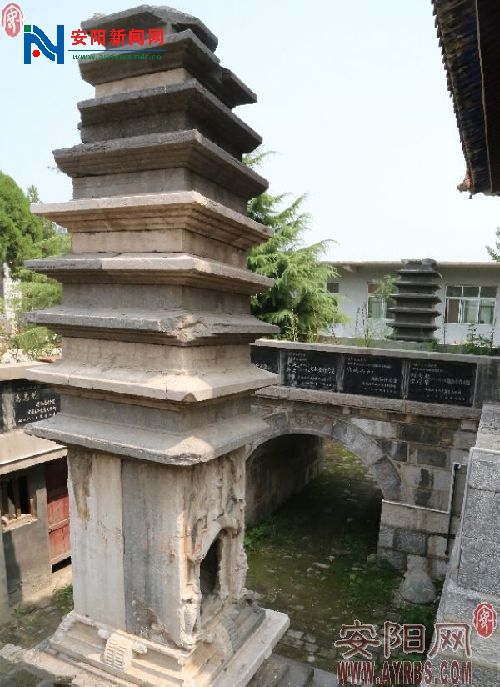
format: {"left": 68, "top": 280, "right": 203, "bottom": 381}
{"left": 53, "top": 585, "right": 73, "bottom": 614}
{"left": 244, "top": 519, "right": 276, "bottom": 551}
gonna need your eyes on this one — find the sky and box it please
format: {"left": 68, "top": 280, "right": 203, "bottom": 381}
{"left": 0, "top": 0, "right": 499, "bottom": 263}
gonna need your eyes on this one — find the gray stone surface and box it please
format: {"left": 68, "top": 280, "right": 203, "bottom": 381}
{"left": 26, "top": 253, "right": 272, "bottom": 293}
{"left": 2, "top": 464, "right": 53, "bottom": 606}
{"left": 394, "top": 529, "right": 427, "bottom": 555}
{"left": 78, "top": 81, "right": 261, "bottom": 156}
{"left": 81, "top": 5, "right": 219, "bottom": 52}
{"left": 399, "top": 555, "right": 436, "bottom": 604}
{"left": 79, "top": 30, "right": 255, "bottom": 109}
{"left": 415, "top": 446, "right": 449, "bottom": 467}
{"left": 31, "top": 191, "right": 270, "bottom": 245}
{"left": 253, "top": 337, "right": 500, "bottom": 408}
{"left": 246, "top": 436, "right": 323, "bottom": 526}
{"left": 426, "top": 404, "right": 500, "bottom": 684}
{"left": 377, "top": 525, "right": 394, "bottom": 549}
{"left": 377, "top": 548, "right": 406, "bottom": 571}
{"left": 256, "top": 382, "right": 481, "bottom": 420}
{"left": 54, "top": 132, "right": 268, "bottom": 203}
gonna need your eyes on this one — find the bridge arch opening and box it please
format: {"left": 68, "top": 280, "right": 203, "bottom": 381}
{"left": 246, "top": 433, "right": 385, "bottom": 533}
{"left": 245, "top": 413, "right": 401, "bottom": 508}
{"left": 245, "top": 433, "right": 400, "bottom": 671}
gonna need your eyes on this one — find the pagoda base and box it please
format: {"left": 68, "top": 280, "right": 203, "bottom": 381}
{"left": 11, "top": 604, "right": 289, "bottom": 687}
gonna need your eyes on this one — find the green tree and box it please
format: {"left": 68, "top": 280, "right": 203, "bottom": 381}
{"left": 246, "top": 156, "right": 342, "bottom": 342}
{"left": 487, "top": 227, "right": 500, "bottom": 261}
{"left": 0, "top": 174, "right": 45, "bottom": 273}
{"left": 0, "top": 173, "right": 70, "bottom": 358}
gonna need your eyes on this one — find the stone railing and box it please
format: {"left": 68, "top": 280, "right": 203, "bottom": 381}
{"left": 251, "top": 339, "right": 500, "bottom": 409}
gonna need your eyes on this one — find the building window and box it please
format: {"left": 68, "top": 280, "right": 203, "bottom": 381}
{"left": 326, "top": 280, "right": 339, "bottom": 295}
{"left": 445, "top": 285, "right": 497, "bottom": 325}
{"left": 1, "top": 474, "right": 35, "bottom": 527}
{"left": 367, "top": 282, "right": 394, "bottom": 319}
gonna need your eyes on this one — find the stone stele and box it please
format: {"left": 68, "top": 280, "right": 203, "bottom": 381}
{"left": 17, "top": 6, "right": 289, "bottom": 686}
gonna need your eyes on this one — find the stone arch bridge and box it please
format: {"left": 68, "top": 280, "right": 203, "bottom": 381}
{"left": 247, "top": 340, "right": 500, "bottom": 580}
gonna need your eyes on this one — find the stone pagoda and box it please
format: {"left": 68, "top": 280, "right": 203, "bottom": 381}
{"left": 21, "top": 6, "right": 288, "bottom": 685}
{"left": 388, "top": 259, "right": 442, "bottom": 342}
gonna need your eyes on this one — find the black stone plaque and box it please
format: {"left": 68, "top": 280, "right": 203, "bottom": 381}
{"left": 343, "top": 355, "right": 403, "bottom": 398}
{"left": 284, "top": 350, "right": 338, "bottom": 391}
{"left": 13, "top": 381, "right": 60, "bottom": 426}
{"left": 251, "top": 346, "right": 279, "bottom": 375}
{"left": 407, "top": 360, "right": 475, "bottom": 406}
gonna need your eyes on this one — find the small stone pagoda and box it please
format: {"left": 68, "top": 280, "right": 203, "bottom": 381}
{"left": 21, "top": 6, "right": 288, "bottom": 685}
{"left": 388, "top": 259, "right": 442, "bottom": 342}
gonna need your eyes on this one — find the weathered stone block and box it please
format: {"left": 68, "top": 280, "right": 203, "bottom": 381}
{"left": 468, "top": 449, "right": 500, "bottom": 492}
{"left": 394, "top": 529, "right": 427, "bottom": 555}
{"left": 450, "top": 431, "right": 477, "bottom": 450}
{"left": 377, "top": 525, "right": 394, "bottom": 549}
{"left": 380, "top": 439, "right": 408, "bottom": 462}
{"left": 458, "top": 535, "right": 500, "bottom": 597}
{"left": 380, "top": 501, "right": 449, "bottom": 534}
{"left": 460, "top": 418, "right": 479, "bottom": 432}
{"left": 377, "top": 547, "right": 406, "bottom": 571}
{"left": 427, "top": 535, "right": 448, "bottom": 559}
{"left": 428, "top": 557, "right": 448, "bottom": 580}
{"left": 415, "top": 446, "right": 449, "bottom": 468}
{"left": 400, "top": 424, "right": 440, "bottom": 444}
{"left": 350, "top": 418, "right": 398, "bottom": 439}
{"left": 449, "top": 448, "right": 470, "bottom": 466}
{"left": 460, "top": 487, "right": 500, "bottom": 542}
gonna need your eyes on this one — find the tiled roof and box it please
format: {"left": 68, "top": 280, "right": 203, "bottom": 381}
{"left": 432, "top": 0, "right": 490, "bottom": 194}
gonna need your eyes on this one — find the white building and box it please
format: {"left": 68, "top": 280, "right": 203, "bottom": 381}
{"left": 327, "top": 260, "right": 500, "bottom": 345}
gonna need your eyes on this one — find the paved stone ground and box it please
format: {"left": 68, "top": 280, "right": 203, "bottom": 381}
{"left": 0, "top": 569, "right": 72, "bottom": 686}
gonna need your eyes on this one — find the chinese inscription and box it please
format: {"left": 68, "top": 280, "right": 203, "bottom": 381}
{"left": 407, "top": 360, "right": 475, "bottom": 406}
{"left": 343, "top": 354, "right": 402, "bottom": 398}
{"left": 13, "top": 383, "right": 60, "bottom": 426}
{"left": 70, "top": 27, "right": 164, "bottom": 47}
{"left": 251, "top": 347, "right": 279, "bottom": 375}
{"left": 285, "top": 350, "right": 338, "bottom": 391}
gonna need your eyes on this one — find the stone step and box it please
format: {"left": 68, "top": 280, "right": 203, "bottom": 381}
{"left": 276, "top": 658, "right": 315, "bottom": 687}
{"left": 312, "top": 666, "right": 339, "bottom": 687}
{"left": 248, "top": 655, "right": 317, "bottom": 687}
{"left": 248, "top": 655, "right": 290, "bottom": 686}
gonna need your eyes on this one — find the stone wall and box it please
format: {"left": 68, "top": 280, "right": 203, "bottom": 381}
{"left": 251, "top": 389, "right": 478, "bottom": 579}
{"left": 246, "top": 435, "right": 323, "bottom": 526}
{"left": 0, "top": 368, "right": 65, "bottom": 608}
{"left": 377, "top": 501, "right": 455, "bottom": 580}
{"left": 252, "top": 339, "right": 500, "bottom": 409}
{"left": 426, "top": 404, "right": 500, "bottom": 685}
{"left": 1, "top": 464, "right": 52, "bottom": 605}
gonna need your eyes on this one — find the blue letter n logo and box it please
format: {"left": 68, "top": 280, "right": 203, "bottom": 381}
{"left": 24, "top": 25, "right": 64, "bottom": 64}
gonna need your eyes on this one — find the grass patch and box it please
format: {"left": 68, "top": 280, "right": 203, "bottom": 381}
{"left": 53, "top": 585, "right": 73, "bottom": 614}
